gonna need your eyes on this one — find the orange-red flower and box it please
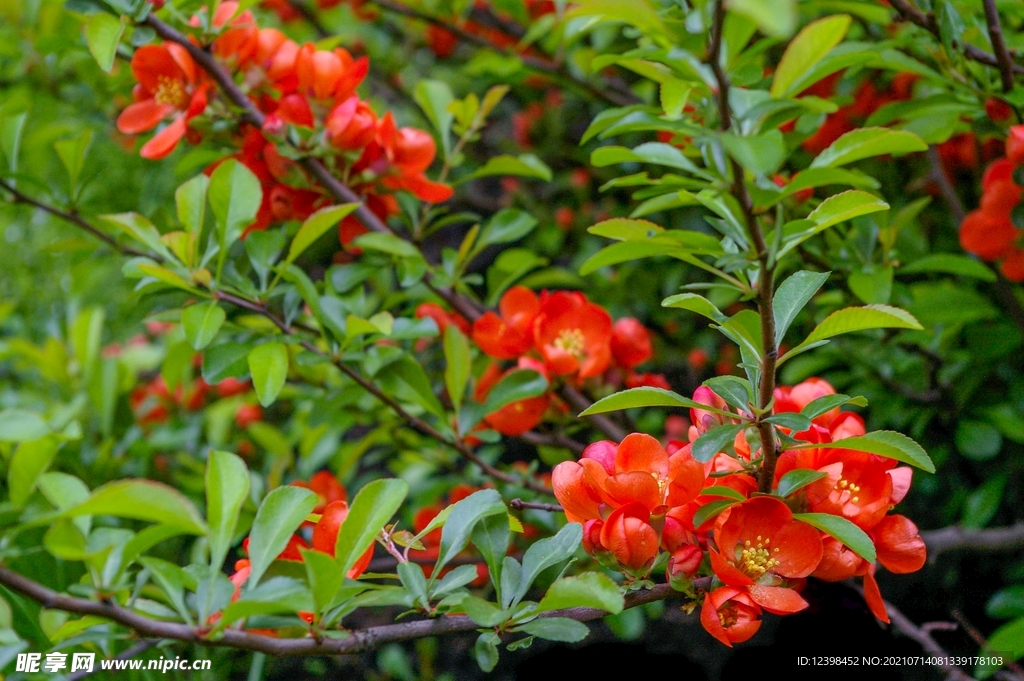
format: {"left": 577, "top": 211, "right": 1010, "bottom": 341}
{"left": 701, "top": 587, "right": 763, "bottom": 647}
{"left": 610, "top": 317, "right": 653, "bottom": 369}
{"left": 116, "top": 44, "right": 209, "bottom": 159}
{"left": 600, "top": 502, "right": 659, "bottom": 573}
{"left": 476, "top": 358, "right": 550, "bottom": 436}
{"left": 533, "top": 291, "right": 612, "bottom": 378}
{"left": 311, "top": 500, "right": 374, "bottom": 578}
{"left": 710, "top": 497, "right": 821, "bottom": 613}
{"left": 472, "top": 286, "right": 541, "bottom": 359}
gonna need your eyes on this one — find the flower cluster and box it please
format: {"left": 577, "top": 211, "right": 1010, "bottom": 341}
{"left": 960, "top": 125, "right": 1024, "bottom": 280}
{"left": 116, "top": 2, "right": 451, "bottom": 245}
{"left": 552, "top": 377, "right": 926, "bottom": 646}
{"left": 466, "top": 286, "right": 667, "bottom": 435}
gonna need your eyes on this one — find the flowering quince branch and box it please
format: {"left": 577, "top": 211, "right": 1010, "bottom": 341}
{"left": 921, "top": 523, "right": 1024, "bottom": 561}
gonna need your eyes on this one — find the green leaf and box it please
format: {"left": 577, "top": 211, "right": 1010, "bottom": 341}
{"left": 208, "top": 159, "right": 262, "bottom": 258}
{"left": 976, "top": 617, "right": 1024, "bottom": 679}
{"left": 728, "top": 0, "right": 796, "bottom": 37}
{"left": 588, "top": 218, "right": 664, "bottom": 241}
{"left": 302, "top": 548, "right": 343, "bottom": 615}
{"left": 464, "top": 154, "right": 552, "bottom": 182}
{"left": 176, "top": 174, "right": 209, "bottom": 238}
{"left": 987, "top": 586, "right": 1024, "bottom": 620}
{"left": 516, "top": 617, "right": 590, "bottom": 642}
{"left": 512, "top": 523, "right": 582, "bottom": 605}
{"left": 100, "top": 213, "right": 170, "bottom": 260}
{"left": 67, "top": 479, "right": 207, "bottom": 535}
{"left": 482, "top": 369, "right": 547, "bottom": 414}
{"left": 414, "top": 80, "right": 455, "bottom": 159}
{"left": 899, "top": 254, "right": 996, "bottom": 281}
{"left": 84, "top": 13, "right": 124, "bottom": 73}
{"left": 478, "top": 209, "right": 538, "bottom": 247}
{"left": 182, "top": 302, "right": 226, "bottom": 351}
{"left": 471, "top": 513, "right": 510, "bottom": 601}
{"left": 956, "top": 420, "right": 1003, "bottom": 461}
{"left": 335, "top": 478, "right": 408, "bottom": 578}
{"left": 721, "top": 130, "right": 786, "bottom": 175}
{"left": 702, "top": 486, "right": 747, "bottom": 502}
{"left": 206, "top": 450, "right": 249, "bottom": 571}
{"left": 592, "top": 143, "right": 701, "bottom": 174}
{"left": 806, "top": 190, "right": 890, "bottom": 232}
{"left": 537, "top": 573, "right": 624, "bottom": 614}
{"left": 138, "top": 557, "right": 194, "bottom": 625}
{"left": 962, "top": 475, "right": 1006, "bottom": 529}
{"left": 580, "top": 387, "right": 733, "bottom": 417}
{"left": 0, "top": 409, "right": 50, "bottom": 442}
{"left": 692, "top": 424, "right": 743, "bottom": 463}
{"left": 474, "top": 632, "right": 500, "bottom": 672}
{"left": 444, "top": 326, "right": 471, "bottom": 411}
{"left": 773, "top": 270, "right": 829, "bottom": 346}
{"left": 202, "top": 343, "right": 250, "bottom": 383}
{"left": 660, "top": 79, "right": 690, "bottom": 119}
{"left": 8, "top": 436, "right": 60, "bottom": 508}
{"left": 248, "top": 342, "right": 288, "bottom": 407}
{"left": 802, "top": 305, "right": 923, "bottom": 345}
{"left": 692, "top": 500, "right": 737, "bottom": 530}
{"left": 809, "top": 127, "right": 927, "bottom": 168}
{"left": 771, "top": 15, "right": 851, "bottom": 98}
{"left": 848, "top": 266, "right": 894, "bottom": 305}
{"left": 703, "top": 376, "right": 752, "bottom": 412}
{"left": 801, "top": 393, "right": 866, "bottom": 420}
{"left": 662, "top": 293, "right": 727, "bottom": 323}
{"left": 376, "top": 356, "right": 446, "bottom": 419}
{"left": 794, "top": 513, "right": 875, "bottom": 563}
{"left": 246, "top": 486, "right": 319, "bottom": 587}
{"left": 284, "top": 204, "right": 358, "bottom": 267}
{"left": 220, "top": 577, "right": 312, "bottom": 625}
{"left": 792, "top": 431, "right": 934, "bottom": 473}
{"left": 776, "top": 468, "right": 828, "bottom": 498}
{"left": 352, "top": 233, "right": 423, "bottom": 260}
{"left": 765, "top": 412, "right": 812, "bottom": 431}
{"left": 434, "top": 489, "right": 506, "bottom": 578}
{"left": 54, "top": 130, "right": 93, "bottom": 191}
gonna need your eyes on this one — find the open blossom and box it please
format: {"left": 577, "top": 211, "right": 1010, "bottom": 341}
{"left": 701, "top": 587, "right": 763, "bottom": 647}
{"left": 116, "top": 44, "right": 209, "bottom": 159}
{"left": 533, "top": 291, "right": 613, "bottom": 378}
{"left": 473, "top": 286, "right": 541, "bottom": 359}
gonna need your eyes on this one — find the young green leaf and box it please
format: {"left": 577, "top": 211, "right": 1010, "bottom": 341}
{"left": 662, "top": 293, "right": 728, "bottom": 323}
{"left": 444, "top": 326, "right": 471, "bottom": 411}
{"left": 511, "top": 523, "right": 582, "bottom": 605}
{"left": 791, "top": 430, "right": 934, "bottom": 472}
{"left": 809, "top": 127, "right": 927, "bottom": 168}
{"left": 66, "top": 479, "right": 207, "bottom": 535}
{"left": 182, "top": 302, "right": 226, "bottom": 351}
{"left": 803, "top": 305, "right": 923, "bottom": 345}
{"left": 246, "top": 486, "right": 319, "bottom": 588}
{"left": 284, "top": 204, "right": 358, "bottom": 267}
{"left": 335, "top": 478, "right": 408, "bottom": 578}
{"left": 176, "top": 174, "right": 209, "bottom": 238}
{"left": 692, "top": 424, "right": 744, "bottom": 463}
{"left": 775, "top": 469, "right": 828, "bottom": 498}
{"left": 248, "top": 342, "right": 288, "bottom": 407}
{"left": 771, "top": 15, "right": 851, "bottom": 98}
{"left": 516, "top": 617, "right": 590, "bottom": 642}
{"left": 205, "top": 450, "right": 249, "bottom": 571}
{"left": 580, "top": 386, "right": 734, "bottom": 417}
{"left": 208, "top": 159, "right": 262, "bottom": 260}
{"left": 773, "top": 270, "right": 830, "bottom": 345}
{"left": 463, "top": 154, "right": 552, "bottom": 182}
{"left": 84, "top": 13, "right": 124, "bottom": 73}
{"left": 537, "top": 573, "right": 624, "bottom": 614}
{"left": 8, "top": 436, "right": 60, "bottom": 508}
{"left": 794, "top": 512, "right": 875, "bottom": 563}
{"left": 433, "top": 489, "right": 506, "bottom": 578}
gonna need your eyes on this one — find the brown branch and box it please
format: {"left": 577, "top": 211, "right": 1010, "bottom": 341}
{"left": 365, "top": 0, "right": 639, "bottom": 107}
{"left": 518, "top": 429, "right": 585, "bottom": 454}
{"left": 509, "top": 498, "right": 562, "bottom": 512}
{"left": 0, "top": 563, "right": 695, "bottom": 657}
{"left": 882, "top": 597, "right": 975, "bottom": 681}
{"left": 889, "top": 0, "right": 1024, "bottom": 76}
{"left": 68, "top": 641, "right": 160, "bottom": 681}
{"left": 709, "top": 0, "right": 777, "bottom": 493}
{"left": 982, "top": 0, "right": 1015, "bottom": 92}
{"left": 0, "top": 179, "right": 156, "bottom": 260}
{"left": 922, "top": 523, "right": 1024, "bottom": 561}
{"left": 561, "top": 384, "right": 628, "bottom": 441}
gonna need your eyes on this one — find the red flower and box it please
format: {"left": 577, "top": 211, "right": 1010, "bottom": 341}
{"left": 476, "top": 358, "right": 551, "bottom": 436}
{"left": 116, "top": 44, "right": 209, "bottom": 159}
{"left": 610, "top": 317, "right": 653, "bottom": 369}
{"left": 533, "top": 291, "right": 613, "bottom": 378}
{"left": 710, "top": 497, "right": 821, "bottom": 613}
{"left": 311, "top": 501, "right": 374, "bottom": 578}
{"left": 295, "top": 43, "right": 368, "bottom": 102}
{"left": 701, "top": 587, "right": 763, "bottom": 647}
{"left": 1007, "top": 125, "right": 1024, "bottom": 165}
{"left": 472, "top": 286, "right": 541, "bottom": 359}
{"left": 600, "top": 502, "right": 659, "bottom": 573}
{"left": 960, "top": 209, "right": 1018, "bottom": 261}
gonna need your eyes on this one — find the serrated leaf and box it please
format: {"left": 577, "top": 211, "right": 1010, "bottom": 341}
{"left": 771, "top": 15, "right": 851, "bottom": 98}
{"left": 248, "top": 342, "right": 288, "bottom": 407}
{"left": 810, "top": 127, "right": 927, "bottom": 168}
{"left": 537, "top": 573, "right": 623, "bottom": 614}
{"left": 335, "top": 479, "right": 408, "bottom": 578}
{"left": 66, "top": 479, "right": 207, "bottom": 535}
{"left": 206, "top": 450, "right": 249, "bottom": 571}
{"left": 662, "top": 293, "right": 727, "bottom": 323}
{"left": 692, "top": 424, "right": 744, "bottom": 462}
{"left": 791, "top": 430, "right": 934, "bottom": 472}
{"left": 580, "top": 387, "right": 733, "bottom": 417}
{"left": 775, "top": 468, "right": 828, "bottom": 498}
{"left": 434, "top": 489, "right": 506, "bottom": 578}
{"left": 284, "top": 204, "right": 358, "bottom": 266}
{"left": 516, "top": 617, "right": 590, "bottom": 642}
{"left": 246, "top": 486, "right": 319, "bottom": 587}
{"left": 773, "top": 270, "right": 830, "bottom": 345}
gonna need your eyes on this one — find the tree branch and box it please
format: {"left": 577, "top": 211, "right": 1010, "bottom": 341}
{"left": 709, "top": 0, "right": 778, "bottom": 493}
{"left": 982, "top": 0, "right": 1015, "bottom": 92}
{"left": 889, "top": 0, "right": 1024, "bottom": 76}
{"left": 365, "top": 0, "right": 639, "bottom": 107}
{"left": 883, "top": 597, "right": 975, "bottom": 681}
{"left": 922, "top": 523, "right": 1024, "bottom": 561}
{"left": 0, "top": 179, "right": 155, "bottom": 260}
{"left": 0, "top": 563, "right": 697, "bottom": 656}
{"left": 509, "top": 498, "right": 563, "bottom": 512}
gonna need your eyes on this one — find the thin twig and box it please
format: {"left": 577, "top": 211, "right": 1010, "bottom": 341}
{"left": 0, "top": 179, "right": 155, "bottom": 260}
{"left": 709, "top": 0, "right": 778, "bottom": 493}
{"left": 883, "top": 597, "right": 975, "bottom": 681}
{"left": 982, "top": 0, "right": 1015, "bottom": 92}
{"left": 509, "top": 498, "right": 563, "bottom": 512}
{"left": 953, "top": 609, "right": 1024, "bottom": 679}
{"left": 0, "top": 564, "right": 696, "bottom": 656}
{"left": 365, "top": 0, "right": 638, "bottom": 107}
{"left": 889, "top": 0, "right": 1024, "bottom": 75}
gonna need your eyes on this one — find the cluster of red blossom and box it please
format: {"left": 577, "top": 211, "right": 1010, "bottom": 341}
{"left": 552, "top": 377, "right": 926, "bottom": 646}
{"left": 418, "top": 287, "right": 667, "bottom": 436}
{"left": 116, "top": 2, "right": 451, "bottom": 244}
{"left": 960, "top": 125, "right": 1024, "bottom": 281}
